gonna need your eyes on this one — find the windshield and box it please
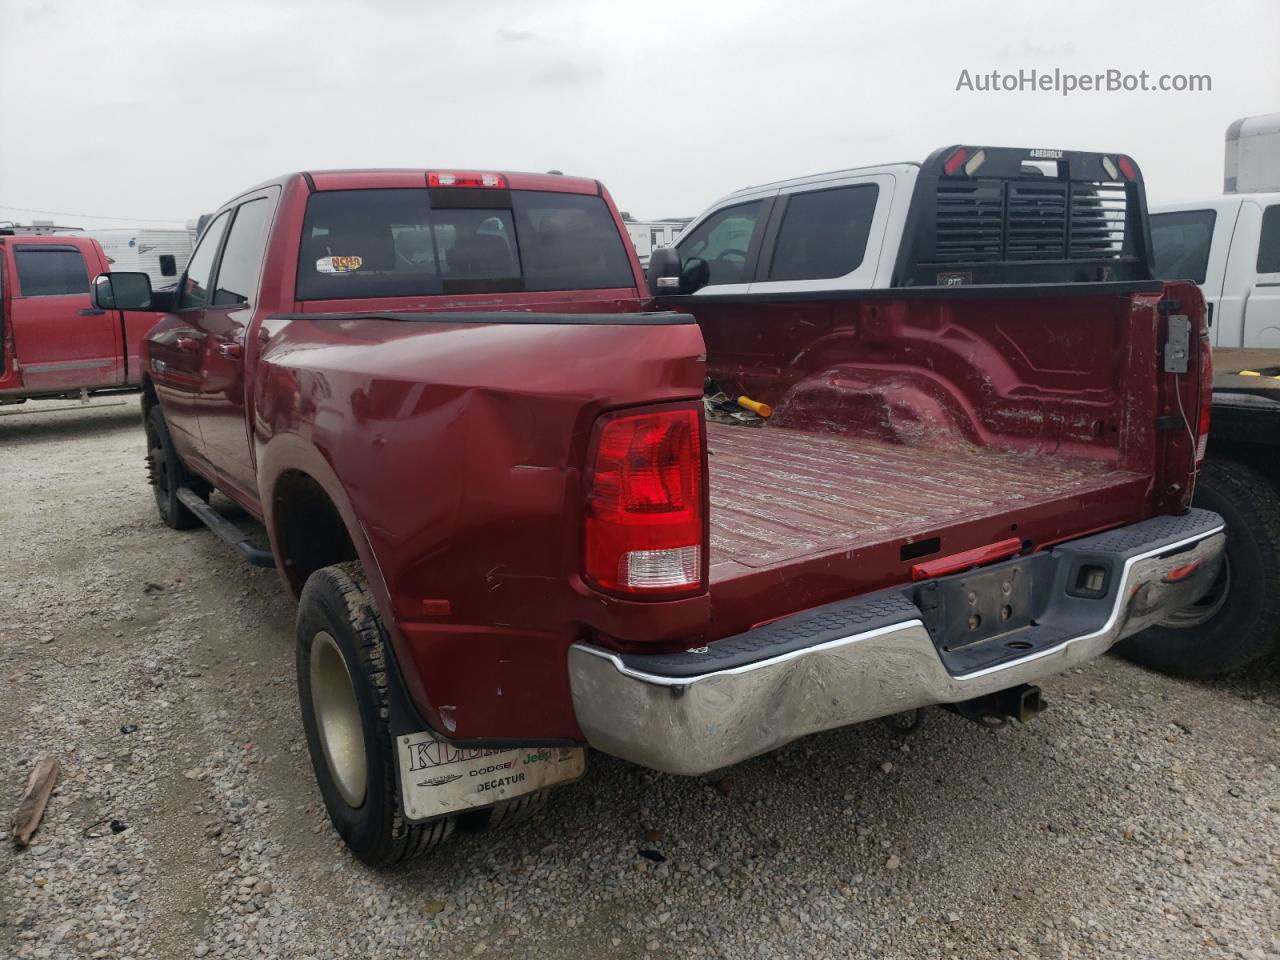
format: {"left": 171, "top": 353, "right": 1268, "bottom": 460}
{"left": 296, "top": 188, "right": 635, "bottom": 300}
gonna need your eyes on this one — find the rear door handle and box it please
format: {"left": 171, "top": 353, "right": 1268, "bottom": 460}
{"left": 80, "top": 307, "right": 106, "bottom": 317}
{"left": 217, "top": 341, "right": 244, "bottom": 359}
{"left": 175, "top": 336, "right": 200, "bottom": 352}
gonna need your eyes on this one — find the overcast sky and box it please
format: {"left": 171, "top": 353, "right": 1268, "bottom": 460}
{"left": 2, "top": 0, "right": 1277, "bottom": 230}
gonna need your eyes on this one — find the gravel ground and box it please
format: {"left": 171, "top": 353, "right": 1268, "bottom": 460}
{"left": 2, "top": 398, "right": 1278, "bottom": 960}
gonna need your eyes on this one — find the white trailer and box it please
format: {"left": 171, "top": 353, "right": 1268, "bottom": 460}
{"left": 1225, "top": 112, "right": 1280, "bottom": 194}
{"left": 623, "top": 219, "right": 686, "bottom": 269}
{"left": 79, "top": 228, "right": 194, "bottom": 288}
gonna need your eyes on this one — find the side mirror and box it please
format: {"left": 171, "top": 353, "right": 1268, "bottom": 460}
{"left": 93, "top": 272, "right": 154, "bottom": 311}
{"left": 678, "top": 256, "right": 710, "bottom": 294}
{"left": 647, "top": 246, "right": 682, "bottom": 295}
{"left": 646, "top": 248, "right": 711, "bottom": 296}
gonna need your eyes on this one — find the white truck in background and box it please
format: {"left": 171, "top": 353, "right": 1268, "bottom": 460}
{"left": 1129, "top": 113, "right": 1280, "bottom": 678}
{"left": 1150, "top": 194, "right": 1280, "bottom": 347}
{"left": 78, "top": 228, "right": 194, "bottom": 289}
{"left": 1150, "top": 111, "right": 1280, "bottom": 347}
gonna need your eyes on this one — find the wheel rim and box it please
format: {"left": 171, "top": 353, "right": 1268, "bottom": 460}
{"left": 148, "top": 436, "right": 170, "bottom": 499}
{"left": 1159, "top": 556, "right": 1231, "bottom": 629}
{"left": 309, "top": 631, "right": 368, "bottom": 808}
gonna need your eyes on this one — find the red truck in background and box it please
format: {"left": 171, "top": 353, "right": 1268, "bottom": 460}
{"left": 90, "top": 152, "right": 1225, "bottom": 867}
{"left": 0, "top": 233, "right": 157, "bottom": 403}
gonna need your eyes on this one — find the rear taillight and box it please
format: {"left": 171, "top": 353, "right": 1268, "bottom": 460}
{"left": 1196, "top": 335, "right": 1212, "bottom": 463}
{"left": 427, "top": 171, "right": 508, "bottom": 188}
{"left": 584, "top": 406, "right": 706, "bottom": 598}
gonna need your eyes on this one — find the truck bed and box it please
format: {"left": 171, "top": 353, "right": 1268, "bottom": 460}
{"left": 707, "top": 422, "right": 1143, "bottom": 573}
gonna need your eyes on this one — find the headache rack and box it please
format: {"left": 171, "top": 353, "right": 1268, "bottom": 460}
{"left": 893, "top": 146, "right": 1155, "bottom": 287}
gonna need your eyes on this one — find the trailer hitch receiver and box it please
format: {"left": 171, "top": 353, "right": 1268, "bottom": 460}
{"left": 946, "top": 684, "right": 1047, "bottom": 728}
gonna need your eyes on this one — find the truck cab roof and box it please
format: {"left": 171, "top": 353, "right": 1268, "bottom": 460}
{"left": 1151, "top": 192, "right": 1280, "bottom": 214}
{"left": 0, "top": 233, "right": 98, "bottom": 245}
{"left": 705, "top": 162, "right": 921, "bottom": 206}
{"left": 237, "top": 169, "right": 602, "bottom": 197}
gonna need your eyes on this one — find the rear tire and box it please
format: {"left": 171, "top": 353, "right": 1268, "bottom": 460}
{"left": 296, "top": 562, "right": 455, "bottom": 866}
{"left": 144, "top": 405, "right": 205, "bottom": 530}
{"left": 456, "top": 788, "right": 549, "bottom": 833}
{"left": 1117, "top": 457, "right": 1280, "bottom": 677}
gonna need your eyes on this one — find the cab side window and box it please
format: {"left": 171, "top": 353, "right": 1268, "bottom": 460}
{"left": 213, "top": 198, "right": 272, "bottom": 306}
{"left": 1258, "top": 205, "right": 1280, "bottom": 274}
{"left": 179, "top": 211, "right": 231, "bottom": 309}
{"left": 768, "top": 184, "right": 879, "bottom": 281}
{"left": 677, "top": 201, "right": 764, "bottom": 286}
{"left": 13, "top": 247, "right": 90, "bottom": 297}
{"left": 1150, "top": 210, "right": 1217, "bottom": 284}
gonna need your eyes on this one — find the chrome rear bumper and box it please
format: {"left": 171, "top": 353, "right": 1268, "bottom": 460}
{"left": 568, "top": 510, "right": 1225, "bottom": 775}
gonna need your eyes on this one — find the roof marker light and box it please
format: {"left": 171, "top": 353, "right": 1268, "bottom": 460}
{"left": 427, "top": 172, "right": 509, "bottom": 188}
{"left": 1116, "top": 156, "right": 1138, "bottom": 181}
{"left": 963, "top": 149, "right": 987, "bottom": 176}
{"left": 943, "top": 148, "right": 969, "bottom": 176}
{"left": 1101, "top": 156, "right": 1119, "bottom": 180}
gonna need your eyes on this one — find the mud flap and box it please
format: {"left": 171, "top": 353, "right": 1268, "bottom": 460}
{"left": 395, "top": 733, "right": 585, "bottom": 823}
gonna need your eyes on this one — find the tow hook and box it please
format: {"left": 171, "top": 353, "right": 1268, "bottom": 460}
{"left": 945, "top": 684, "right": 1046, "bottom": 728}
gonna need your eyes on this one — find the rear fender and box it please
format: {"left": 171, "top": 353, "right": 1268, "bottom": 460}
{"left": 257, "top": 432, "right": 383, "bottom": 600}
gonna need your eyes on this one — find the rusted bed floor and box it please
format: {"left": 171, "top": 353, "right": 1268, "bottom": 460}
{"left": 706, "top": 422, "right": 1139, "bottom": 571}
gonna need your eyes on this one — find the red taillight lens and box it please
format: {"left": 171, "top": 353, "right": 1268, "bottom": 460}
{"left": 943, "top": 148, "right": 969, "bottom": 176}
{"left": 1196, "top": 335, "right": 1212, "bottom": 463}
{"left": 427, "top": 171, "right": 508, "bottom": 188}
{"left": 584, "top": 406, "right": 706, "bottom": 597}
{"left": 1117, "top": 155, "right": 1138, "bottom": 182}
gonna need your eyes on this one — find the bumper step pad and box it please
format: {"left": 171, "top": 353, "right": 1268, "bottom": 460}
{"left": 615, "top": 508, "right": 1226, "bottom": 682}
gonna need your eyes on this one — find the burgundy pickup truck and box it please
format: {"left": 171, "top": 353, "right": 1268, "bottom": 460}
{"left": 91, "top": 156, "right": 1224, "bottom": 866}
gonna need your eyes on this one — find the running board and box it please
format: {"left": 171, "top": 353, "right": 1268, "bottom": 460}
{"left": 175, "top": 487, "right": 276, "bottom": 568}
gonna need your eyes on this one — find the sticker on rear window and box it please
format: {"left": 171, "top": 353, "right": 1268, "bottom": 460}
{"left": 316, "top": 255, "right": 363, "bottom": 274}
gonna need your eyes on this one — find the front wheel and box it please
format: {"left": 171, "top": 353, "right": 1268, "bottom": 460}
{"left": 296, "top": 562, "right": 454, "bottom": 866}
{"left": 1117, "top": 457, "right": 1280, "bottom": 677}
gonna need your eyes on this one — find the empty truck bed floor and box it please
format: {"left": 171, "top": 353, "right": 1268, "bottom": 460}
{"left": 706, "top": 422, "right": 1141, "bottom": 573}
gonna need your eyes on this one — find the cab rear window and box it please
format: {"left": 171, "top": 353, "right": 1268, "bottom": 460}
{"left": 296, "top": 188, "right": 635, "bottom": 300}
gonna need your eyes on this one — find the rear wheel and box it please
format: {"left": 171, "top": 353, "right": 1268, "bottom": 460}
{"left": 144, "top": 405, "right": 206, "bottom": 530}
{"left": 456, "top": 789, "right": 549, "bottom": 833}
{"left": 296, "top": 562, "right": 454, "bottom": 865}
{"left": 1118, "top": 457, "right": 1280, "bottom": 677}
